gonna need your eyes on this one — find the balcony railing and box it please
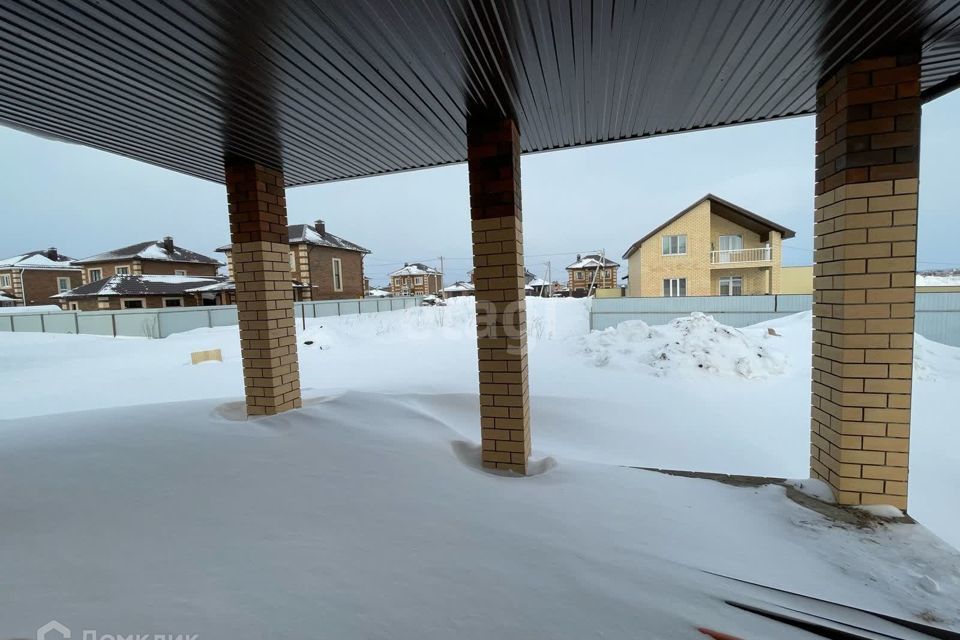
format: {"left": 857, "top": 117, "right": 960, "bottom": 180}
{"left": 709, "top": 247, "right": 772, "bottom": 264}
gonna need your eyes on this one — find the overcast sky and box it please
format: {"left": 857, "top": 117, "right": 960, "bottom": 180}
{"left": 2, "top": 89, "right": 958, "bottom": 286}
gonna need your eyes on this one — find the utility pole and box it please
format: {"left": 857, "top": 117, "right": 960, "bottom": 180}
{"left": 587, "top": 249, "right": 606, "bottom": 297}
{"left": 439, "top": 256, "right": 445, "bottom": 300}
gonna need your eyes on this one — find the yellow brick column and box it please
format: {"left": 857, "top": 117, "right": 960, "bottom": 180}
{"left": 225, "top": 158, "right": 302, "bottom": 416}
{"left": 468, "top": 115, "right": 531, "bottom": 474}
{"left": 810, "top": 53, "right": 920, "bottom": 510}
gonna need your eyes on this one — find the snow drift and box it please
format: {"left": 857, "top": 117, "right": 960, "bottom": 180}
{"left": 579, "top": 312, "right": 788, "bottom": 378}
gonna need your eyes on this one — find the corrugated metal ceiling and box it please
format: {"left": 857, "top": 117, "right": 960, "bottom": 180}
{"left": 1, "top": 0, "right": 959, "bottom": 186}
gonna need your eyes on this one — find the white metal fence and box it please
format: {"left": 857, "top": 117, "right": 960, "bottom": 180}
{"left": 0, "top": 297, "right": 423, "bottom": 339}
{"left": 590, "top": 293, "right": 960, "bottom": 347}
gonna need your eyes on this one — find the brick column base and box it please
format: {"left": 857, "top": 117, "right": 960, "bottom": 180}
{"left": 468, "top": 116, "right": 531, "bottom": 474}
{"left": 811, "top": 53, "right": 920, "bottom": 509}
{"left": 225, "top": 159, "right": 302, "bottom": 416}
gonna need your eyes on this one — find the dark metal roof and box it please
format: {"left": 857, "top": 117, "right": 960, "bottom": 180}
{"left": 55, "top": 274, "right": 227, "bottom": 298}
{"left": 215, "top": 223, "right": 370, "bottom": 253}
{"left": 2, "top": 1, "right": 960, "bottom": 187}
{"left": 74, "top": 240, "right": 222, "bottom": 265}
{"left": 622, "top": 194, "right": 797, "bottom": 259}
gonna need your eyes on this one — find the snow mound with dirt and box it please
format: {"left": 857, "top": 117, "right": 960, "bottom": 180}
{"left": 579, "top": 312, "right": 788, "bottom": 378}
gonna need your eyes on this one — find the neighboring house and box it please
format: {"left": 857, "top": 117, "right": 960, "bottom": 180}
{"left": 389, "top": 263, "right": 443, "bottom": 295}
{"left": 219, "top": 220, "right": 369, "bottom": 301}
{"left": 0, "top": 248, "right": 83, "bottom": 306}
{"left": 566, "top": 254, "right": 620, "bottom": 297}
{"left": 73, "top": 237, "right": 221, "bottom": 285}
{"left": 54, "top": 274, "right": 228, "bottom": 311}
{"left": 622, "top": 194, "right": 796, "bottom": 297}
{"left": 367, "top": 286, "right": 392, "bottom": 298}
{"left": 443, "top": 281, "right": 475, "bottom": 297}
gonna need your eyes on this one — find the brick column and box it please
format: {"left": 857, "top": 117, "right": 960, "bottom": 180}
{"left": 811, "top": 53, "right": 920, "bottom": 510}
{"left": 225, "top": 158, "right": 302, "bottom": 416}
{"left": 468, "top": 116, "right": 531, "bottom": 474}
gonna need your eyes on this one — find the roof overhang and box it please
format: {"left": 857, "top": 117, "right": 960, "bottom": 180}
{"left": 2, "top": 1, "right": 960, "bottom": 187}
{"left": 622, "top": 194, "right": 796, "bottom": 259}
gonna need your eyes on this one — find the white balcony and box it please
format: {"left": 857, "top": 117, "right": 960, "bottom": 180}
{"left": 709, "top": 247, "right": 772, "bottom": 265}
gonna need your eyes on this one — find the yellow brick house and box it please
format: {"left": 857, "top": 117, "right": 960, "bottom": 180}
{"left": 622, "top": 194, "right": 796, "bottom": 297}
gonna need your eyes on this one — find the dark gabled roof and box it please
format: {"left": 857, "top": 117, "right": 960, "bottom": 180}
{"left": 288, "top": 224, "right": 370, "bottom": 253}
{"left": 0, "top": 248, "right": 79, "bottom": 270}
{"left": 621, "top": 194, "right": 796, "bottom": 259}
{"left": 74, "top": 240, "right": 221, "bottom": 265}
{"left": 54, "top": 274, "right": 226, "bottom": 298}
{"left": 216, "top": 223, "right": 369, "bottom": 254}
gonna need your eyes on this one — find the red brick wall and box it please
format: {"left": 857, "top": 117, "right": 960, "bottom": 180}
{"left": 20, "top": 269, "right": 82, "bottom": 306}
{"left": 80, "top": 260, "right": 218, "bottom": 281}
{"left": 139, "top": 261, "right": 219, "bottom": 277}
{"left": 307, "top": 247, "right": 365, "bottom": 300}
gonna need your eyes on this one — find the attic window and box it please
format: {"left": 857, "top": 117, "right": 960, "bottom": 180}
{"left": 662, "top": 234, "right": 687, "bottom": 255}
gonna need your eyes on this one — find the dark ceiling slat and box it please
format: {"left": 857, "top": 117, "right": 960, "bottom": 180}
{"left": 1, "top": 0, "right": 959, "bottom": 187}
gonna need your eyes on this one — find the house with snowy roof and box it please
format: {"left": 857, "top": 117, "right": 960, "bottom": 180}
{"left": 389, "top": 263, "right": 443, "bottom": 296}
{"left": 443, "top": 280, "right": 474, "bottom": 297}
{"left": 54, "top": 274, "right": 229, "bottom": 311}
{"left": 566, "top": 254, "right": 621, "bottom": 297}
{"left": 73, "top": 237, "right": 221, "bottom": 285}
{"left": 218, "top": 219, "right": 370, "bottom": 301}
{"left": 0, "top": 248, "right": 83, "bottom": 306}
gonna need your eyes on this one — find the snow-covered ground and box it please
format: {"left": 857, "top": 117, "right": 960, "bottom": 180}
{"left": 2, "top": 298, "right": 960, "bottom": 638}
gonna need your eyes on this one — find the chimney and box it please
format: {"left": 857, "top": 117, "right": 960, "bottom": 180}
{"left": 162, "top": 236, "right": 174, "bottom": 253}
{"left": 576, "top": 254, "right": 581, "bottom": 261}
{"left": 45, "top": 247, "right": 59, "bottom": 261}
{"left": 315, "top": 219, "right": 325, "bottom": 235}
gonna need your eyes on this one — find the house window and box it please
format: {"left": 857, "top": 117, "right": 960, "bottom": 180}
{"left": 88, "top": 268, "right": 103, "bottom": 282}
{"left": 0, "top": 274, "right": 10, "bottom": 288}
{"left": 719, "top": 276, "right": 743, "bottom": 296}
{"left": 122, "top": 299, "right": 145, "bottom": 309}
{"left": 289, "top": 252, "right": 296, "bottom": 270}
{"left": 575, "top": 271, "right": 584, "bottom": 280}
{"left": 414, "top": 276, "right": 423, "bottom": 285}
{"left": 57, "top": 277, "right": 71, "bottom": 293}
{"left": 69, "top": 302, "right": 79, "bottom": 311}
{"left": 174, "top": 269, "right": 186, "bottom": 276}
{"left": 663, "top": 278, "right": 687, "bottom": 297}
{"left": 604, "top": 269, "right": 611, "bottom": 278}
{"left": 163, "top": 298, "right": 183, "bottom": 307}
{"left": 115, "top": 266, "right": 130, "bottom": 275}
{"left": 332, "top": 258, "right": 343, "bottom": 292}
{"left": 662, "top": 234, "right": 687, "bottom": 255}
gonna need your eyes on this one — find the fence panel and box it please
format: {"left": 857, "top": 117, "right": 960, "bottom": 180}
{"left": 11, "top": 315, "right": 44, "bottom": 332}
{"left": 591, "top": 293, "right": 960, "bottom": 347}
{"left": 210, "top": 307, "right": 239, "bottom": 327}
{"left": 157, "top": 309, "right": 212, "bottom": 338}
{"left": 77, "top": 313, "right": 115, "bottom": 336}
{"left": 0, "top": 296, "right": 423, "bottom": 340}
{"left": 114, "top": 311, "right": 161, "bottom": 338}
{"left": 43, "top": 313, "right": 80, "bottom": 334}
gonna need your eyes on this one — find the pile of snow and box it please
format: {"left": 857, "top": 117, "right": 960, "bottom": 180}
{"left": 579, "top": 312, "right": 788, "bottom": 378}
{"left": 917, "top": 274, "right": 960, "bottom": 287}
